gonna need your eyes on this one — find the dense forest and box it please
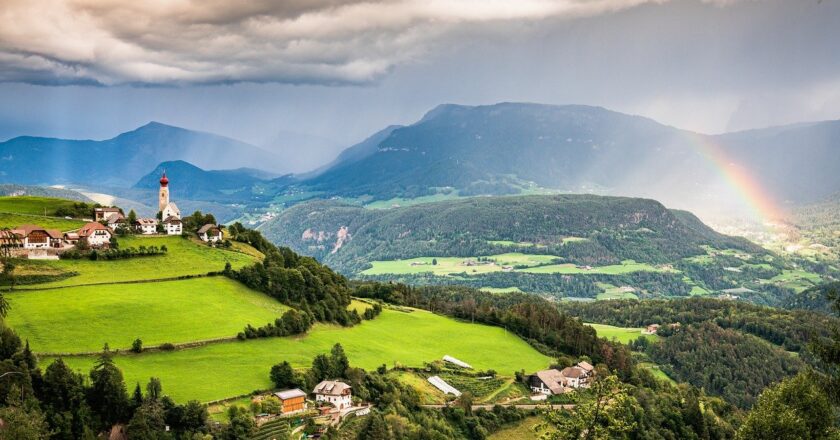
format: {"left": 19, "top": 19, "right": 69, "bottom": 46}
{"left": 643, "top": 322, "right": 803, "bottom": 408}
{"left": 560, "top": 297, "right": 834, "bottom": 351}
{"left": 225, "top": 223, "right": 359, "bottom": 327}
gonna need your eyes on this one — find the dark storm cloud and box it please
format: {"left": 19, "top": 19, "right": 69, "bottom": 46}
{"left": 0, "top": 0, "right": 668, "bottom": 86}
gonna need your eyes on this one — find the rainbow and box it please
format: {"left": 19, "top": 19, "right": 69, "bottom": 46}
{"left": 683, "top": 131, "right": 786, "bottom": 223}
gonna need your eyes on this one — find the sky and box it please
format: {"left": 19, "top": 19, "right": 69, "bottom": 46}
{"left": 1, "top": 0, "right": 839, "bottom": 173}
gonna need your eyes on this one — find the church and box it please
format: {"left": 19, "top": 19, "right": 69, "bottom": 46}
{"left": 158, "top": 172, "right": 182, "bottom": 235}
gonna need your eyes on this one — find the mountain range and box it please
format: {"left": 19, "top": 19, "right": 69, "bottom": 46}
{"left": 296, "top": 103, "right": 840, "bottom": 219}
{"left": 2, "top": 102, "right": 839, "bottom": 223}
{"left": 0, "top": 122, "right": 283, "bottom": 187}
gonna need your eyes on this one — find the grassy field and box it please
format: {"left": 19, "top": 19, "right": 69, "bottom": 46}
{"left": 0, "top": 212, "right": 85, "bottom": 231}
{"left": 595, "top": 283, "right": 638, "bottom": 300}
{"left": 521, "top": 260, "right": 673, "bottom": 275}
{"left": 361, "top": 253, "right": 559, "bottom": 276}
{"left": 479, "top": 286, "right": 524, "bottom": 294}
{"left": 14, "top": 235, "right": 259, "bottom": 288}
{"left": 6, "top": 277, "right": 288, "bottom": 352}
{"left": 0, "top": 196, "right": 82, "bottom": 216}
{"left": 488, "top": 416, "right": 554, "bottom": 440}
{"left": 586, "top": 323, "right": 657, "bottom": 344}
{"left": 347, "top": 299, "right": 374, "bottom": 313}
{"left": 364, "top": 192, "right": 463, "bottom": 209}
{"left": 53, "top": 308, "right": 552, "bottom": 402}
{"left": 768, "top": 269, "right": 822, "bottom": 293}
{"left": 638, "top": 362, "right": 677, "bottom": 385}
{"left": 391, "top": 371, "right": 447, "bottom": 404}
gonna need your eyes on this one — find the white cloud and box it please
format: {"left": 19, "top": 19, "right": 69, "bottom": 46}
{"left": 0, "top": 0, "right": 677, "bottom": 86}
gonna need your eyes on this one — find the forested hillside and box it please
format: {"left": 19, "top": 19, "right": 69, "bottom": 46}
{"left": 263, "top": 194, "right": 760, "bottom": 271}
{"left": 258, "top": 194, "right": 813, "bottom": 302}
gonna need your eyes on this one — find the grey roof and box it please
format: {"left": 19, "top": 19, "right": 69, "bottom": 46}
{"left": 198, "top": 224, "right": 221, "bottom": 234}
{"left": 313, "top": 380, "right": 351, "bottom": 396}
{"left": 561, "top": 366, "right": 587, "bottom": 379}
{"left": 576, "top": 361, "right": 594, "bottom": 372}
{"left": 274, "top": 388, "right": 306, "bottom": 400}
{"left": 533, "top": 369, "right": 566, "bottom": 394}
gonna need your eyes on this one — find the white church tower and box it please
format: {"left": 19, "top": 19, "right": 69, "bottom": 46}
{"left": 158, "top": 172, "right": 181, "bottom": 220}
{"left": 158, "top": 171, "right": 170, "bottom": 213}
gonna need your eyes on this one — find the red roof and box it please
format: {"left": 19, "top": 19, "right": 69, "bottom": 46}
{"left": 160, "top": 171, "right": 169, "bottom": 186}
{"left": 78, "top": 222, "right": 113, "bottom": 238}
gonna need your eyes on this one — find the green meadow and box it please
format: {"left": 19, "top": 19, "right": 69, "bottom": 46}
{"left": 7, "top": 277, "right": 288, "bottom": 352}
{"left": 0, "top": 212, "right": 85, "bottom": 231}
{"left": 595, "top": 283, "right": 639, "bottom": 300}
{"left": 479, "top": 286, "right": 524, "bottom": 294}
{"left": 0, "top": 196, "right": 82, "bottom": 216}
{"left": 15, "top": 235, "right": 259, "bottom": 288}
{"left": 52, "top": 308, "right": 552, "bottom": 402}
{"left": 361, "top": 253, "right": 559, "bottom": 276}
{"left": 768, "top": 269, "right": 822, "bottom": 293}
{"left": 520, "top": 260, "right": 673, "bottom": 275}
{"left": 586, "top": 323, "right": 657, "bottom": 344}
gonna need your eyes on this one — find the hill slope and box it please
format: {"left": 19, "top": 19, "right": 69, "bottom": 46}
{"left": 261, "top": 194, "right": 761, "bottom": 274}
{"left": 0, "top": 122, "right": 282, "bottom": 187}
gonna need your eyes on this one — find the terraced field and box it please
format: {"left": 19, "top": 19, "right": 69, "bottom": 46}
{"left": 52, "top": 308, "right": 553, "bottom": 402}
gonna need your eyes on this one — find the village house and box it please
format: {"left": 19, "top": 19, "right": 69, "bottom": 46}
{"left": 197, "top": 224, "right": 223, "bottom": 242}
{"left": 93, "top": 207, "right": 121, "bottom": 222}
{"left": 643, "top": 324, "right": 660, "bottom": 335}
{"left": 134, "top": 218, "right": 158, "bottom": 235}
{"left": 105, "top": 212, "right": 126, "bottom": 230}
{"left": 529, "top": 361, "right": 595, "bottom": 395}
{"left": 162, "top": 216, "right": 182, "bottom": 235}
{"left": 274, "top": 389, "right": 307, "bottom": 414}
{"left": 162, "top": 203, "right": 180, "bottom": 221}
{"left": 313, "top": 380, "right": 352, "bottom": 410}
{"left": 561, "top": 361, "right": 595, "bottom": 389}
{"left": 528, "top": 369, "right": 566, "bottom": 395}
{"left": 63, "top": 232, "right": 80, "bottom": 245}
{"left": 11, "top": 225, "right": 64, "bottom": 249}
{"left": 78, "top": 222, "right": 113, "bottom": 248}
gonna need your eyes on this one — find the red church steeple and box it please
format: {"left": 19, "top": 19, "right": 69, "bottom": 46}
{"left": 159, "top": 171, "right": 169, "bottom": 187}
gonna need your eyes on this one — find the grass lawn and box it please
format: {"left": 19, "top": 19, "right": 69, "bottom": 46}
{"left": 488, "top": 416, "right": 554, "bottom": 440}
{"left": 0, "top": 212, "right": 85, "bottom": 231}
{"left": 586, "top": 323, "right": 657, "bottom": 344}
{"left": 6, "top": 277, "right": 288, "bottom": 353}
{"left": 521, "top": 260, "right": 674, "bottom": 275}
{"left": 52, "top": 308, "right": 552, "bottom": 402}
{"left": 15, "top": 235, "right": 259, "bottom": 288}
{"left": 361, "top": 253, "right": 559, "bottom": 276}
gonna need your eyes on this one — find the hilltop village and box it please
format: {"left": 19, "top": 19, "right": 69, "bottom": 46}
{"left": 0, "top": 173, "right": 224, "bottom": 259}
